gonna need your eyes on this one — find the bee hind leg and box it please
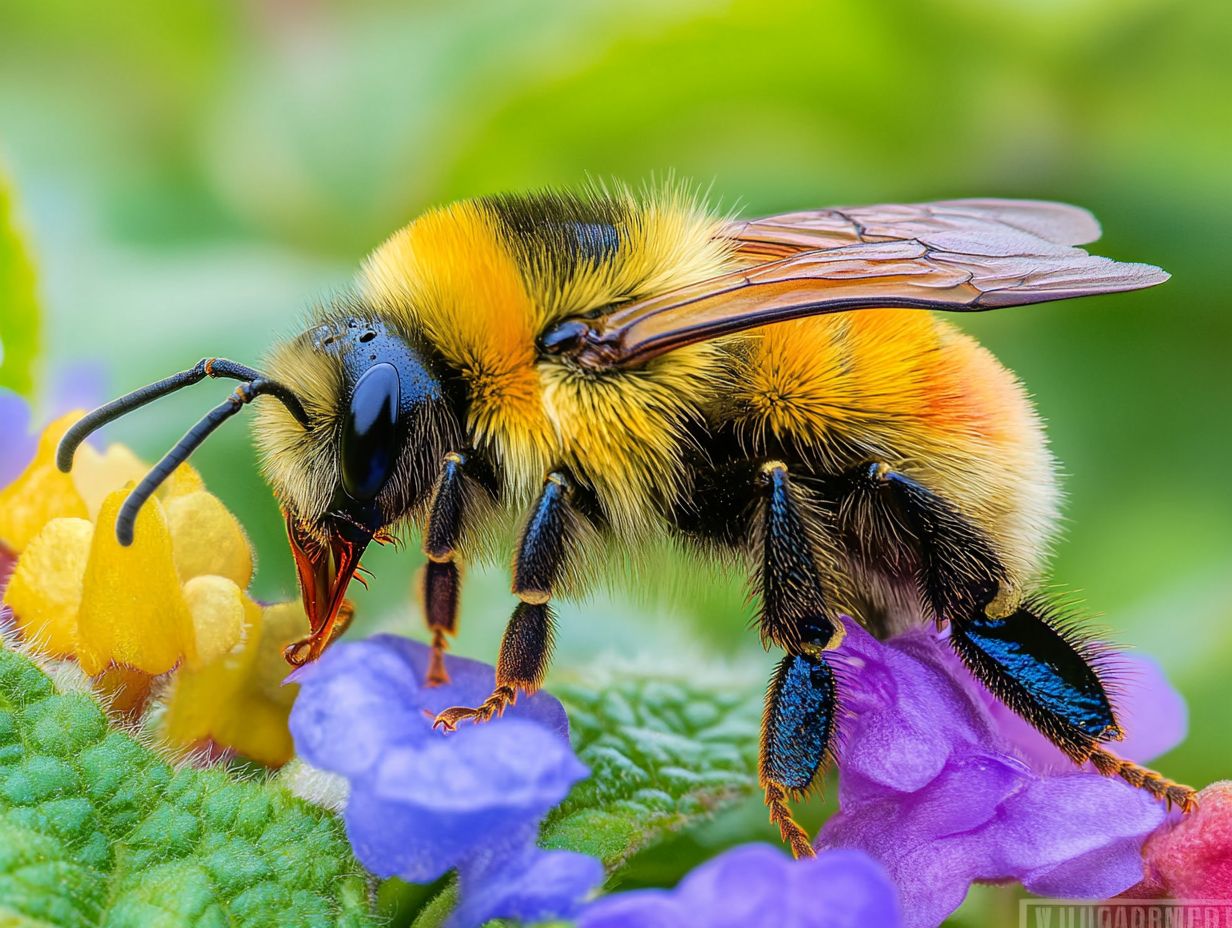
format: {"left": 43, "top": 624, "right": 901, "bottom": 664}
{"left": 755, "top": 462, "right": 846, "bottom": 858}
{"left": 433, "top": 471, "right": 573, "bottom": 731}
{"left": 951, "top": 599, "right": 1198, "bottom": 808}
{"left": 762, "top": 652, "right": 838, "bottom": 860}
{"left": 841, "top": 461, "right": 1197, "bottom": 810}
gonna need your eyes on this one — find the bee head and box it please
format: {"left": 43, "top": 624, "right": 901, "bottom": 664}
{"left": 260, "top": 311, "right": 463, "bottom": 531}
{"left": 56, "top": 296, "right": 465, "bottom": 667}
{"left": 253, "top": 306, "right": 464, "bottom": 656}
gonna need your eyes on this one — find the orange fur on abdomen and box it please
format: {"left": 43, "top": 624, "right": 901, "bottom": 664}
{"left": 724, "top": 309, "right": 1060, "bottom": 588}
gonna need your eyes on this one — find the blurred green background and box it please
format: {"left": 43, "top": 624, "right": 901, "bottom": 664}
{"left": 1, "top": 0, "right": 1229, "bottom": 921}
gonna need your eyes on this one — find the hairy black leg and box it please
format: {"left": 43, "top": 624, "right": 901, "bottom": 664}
{"left": 433, "top": 472, "right": 574, "bottom": 731}
{"left": 756, "top": 463, "right": 845, "bottom": 653}
{"left": 419, "top": 452, "right": 470, "bottom": 685}
{"left": 840, "top": 462, "right": 1196, "bottom": 810}
{"left": 755, "top": 462, "right": 845, "bottom": 858}
{"left": 762, "top": 652, "right": 837, "bottom": 859}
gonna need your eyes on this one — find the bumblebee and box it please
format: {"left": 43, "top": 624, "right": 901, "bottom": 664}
{"left": 58, "top": 184, "right": 1196, "bottom": 857}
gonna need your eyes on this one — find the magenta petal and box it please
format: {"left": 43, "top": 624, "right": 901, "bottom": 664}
{"left": 820, "top": 757, "right": 1023, "bottom": 928}
{"left": 831, "top": 619, "right": 992, "bottom": 796}
{"left": 1095, "top": 654, "right": 1186, "bottom": 764}
{"left": 985, "top": 652, "right": 1187, "bottom": 771}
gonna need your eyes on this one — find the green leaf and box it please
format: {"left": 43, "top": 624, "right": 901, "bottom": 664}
{"left": 543, "top": 665, "right": 762, "bottom": 869}
{"left": 407, "top": 665, "right": 762, "bottom": 926}
{"left": 0, "top": 646, "right": 378, "bottom": 928}
{"left": 0, "top": 167, "right": 41, "bottom": 397}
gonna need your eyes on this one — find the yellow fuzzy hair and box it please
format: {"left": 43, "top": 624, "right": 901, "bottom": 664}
{"left": 360, "top": 184, "right": 734, "bottom": 539}
{"left": 253, "top": 325, "right": 347, "bottom": 528}
{"left": 256, "top": 184, "right": 1058, "bottom": 610}
{"left": 727, "top": 310, "right": 1059, "bottom": 589}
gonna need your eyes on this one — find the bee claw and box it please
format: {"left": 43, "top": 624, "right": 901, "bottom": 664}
{"left": 431, "top": 706, "right": 477, "bottom": 732}
{"left": 432, "top": 701, "right": 503, "bottom": 731}
{"left": 373, "top": 530, "right": 401, "bottom": 549}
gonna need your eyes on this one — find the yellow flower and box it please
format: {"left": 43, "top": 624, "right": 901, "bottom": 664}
{"left": 1, "top": 413, "right": 307, "bottom": 765}
{"left": 163, "top": 600, "right": 305, "bottom": 766}
{"left": 0, "top": 412, "right": 90, "bottom": 550}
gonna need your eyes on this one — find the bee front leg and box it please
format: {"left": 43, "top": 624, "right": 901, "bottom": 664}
{"left": 421, "top": 452, "right": 469, "bottom": 686}
{"left": 432, "top": 471, "right": 574, "bottom": 731}
{"left": 755, "top": 462, "right": 845, "bottom": 859}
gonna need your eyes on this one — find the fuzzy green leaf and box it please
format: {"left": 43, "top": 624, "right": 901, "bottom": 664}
{"left": 0, "top": 646, "right": 378, "bottom": 928}
{"left": 0, "top": 168, "right": 41, "bottom": 396}
{"left": 542, "top": 667, "right": 761, "bottom": 869}
{"left": 407, "top": 667, "right": 762, "bottom": 926}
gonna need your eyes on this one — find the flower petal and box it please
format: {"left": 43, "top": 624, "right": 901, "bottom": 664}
{"left": 164, "top": 597, "right": 305, "bottom": 766}
{"left": 0, "top": 388, "right": 35, "bottom": 488}
{"left": 165, "top": 491, "right": 253, "bottom": 587}
{"left": 368, "top": 634, "right": 573, "bottom": 738}
{"left": 182, "top": 574, "right": 247, "bottom": 668}
{"left": 0, "top": 412, "right": 89, "bottom": 551}
{"left": 984, "top": 652, "right": 1188, "bottom": 771}
{"left": 817, "top": 621, "right": 1174, "bottom": 927}
{"left": 289, "top": 637, "right": 435, "bottom": 777}
{"left": 69, "top": 443, "right": 148, "bottom": 520}
{"left": 830, "top": 618, "right": 995, "bottom": 798}
{"left": 3, "top": 517, "right": 93, "bottom": 657}
{"left": 367, "top": 718, "right": 587, "bottom": 814}
{"left": 75, "top": 488, "right": 196, "bottom": 675}
{"left": 819, "top": 756, "right": 1023, "bottom": 928}
{"left": 288, "top": 636, "right": 571, "bottom": 778}
{"left": 1001, "top": 774, "right": 1164, "bottom": 898}
{"left": 342, "top": 718, "right": 587, "bottom": 883}
{"left": 452, "top": 841, "right": 603, "bottom": 928}
{"left": 580, "top": 844, "right": 902, "bottom": 928}
{"left": 289, "top": 636, "right": 587, "bottom": 886}
{"left": 1139, "top": 781, "right": 1232, "bottom": 899}
{"left": 214, "top": 601, "right": 305, "bottom": 765}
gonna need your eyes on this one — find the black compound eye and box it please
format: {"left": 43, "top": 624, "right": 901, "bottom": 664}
{"left": 340, "top": 362, "right": 401, "bottom": 501}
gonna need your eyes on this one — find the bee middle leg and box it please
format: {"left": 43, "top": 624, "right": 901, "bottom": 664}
{"left": 755, "top": 462, "right": 845, "bottom": 859}
{"left": 838, "top": 461, "right": 1196, "bottom": 810}
{"left": 432, "top": 471, "right": 575, "bottom": 731}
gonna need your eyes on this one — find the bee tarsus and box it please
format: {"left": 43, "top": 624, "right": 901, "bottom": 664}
{"left": 434, "top": 471, "right": 575, "bottom": 724}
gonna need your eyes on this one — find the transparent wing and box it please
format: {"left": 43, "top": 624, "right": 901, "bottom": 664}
{"left": 546, "top": 199, "right": 1168, "bottom": 369}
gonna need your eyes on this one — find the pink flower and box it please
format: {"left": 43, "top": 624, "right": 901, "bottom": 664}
{"left": 1128, "top": 781, "right": 1232, "bottom": 899}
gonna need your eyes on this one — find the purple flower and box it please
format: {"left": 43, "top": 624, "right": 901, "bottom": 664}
{"left": 816, "top": 617, "right": 1184, "bottom": 928}
{"left": 0, "top": 388, "right": 34, "bottom": 488}
{"left": 579, "top": 843, "right": 901, "bottom": 928}
{"left": 1, "top": 368, "right": 106, "bottom": 489}
{"left": 288, "top": 635, "right": 602, "bottom": 927}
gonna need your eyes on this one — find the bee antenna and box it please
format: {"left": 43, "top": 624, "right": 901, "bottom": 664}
{"left": 52, "top": 358, "right": 311, "bottom": 547}
{"left": 56, "top": 357, "right": 310, "bottom": 474}
{"left": 113, "top": 376, "right": 306, "bottom": 546}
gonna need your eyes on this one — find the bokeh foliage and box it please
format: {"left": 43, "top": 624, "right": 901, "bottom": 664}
{"left": 0, "top": 0, "right": 1228, "bottom": 922}
{"left": 0, "top": 169, "right": 40, "bottom": 396}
